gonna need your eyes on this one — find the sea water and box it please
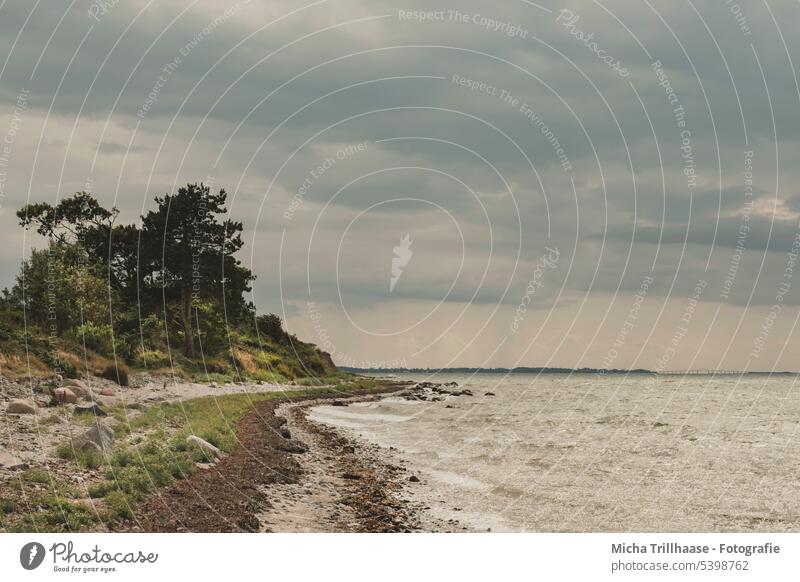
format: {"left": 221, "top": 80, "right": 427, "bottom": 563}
{"left": 309, "top": 373, "right": 800, "bottom": 532}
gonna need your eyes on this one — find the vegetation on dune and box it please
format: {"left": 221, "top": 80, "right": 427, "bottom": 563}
{"left": 0, "top": 183, "right": 336, "bottom": 382}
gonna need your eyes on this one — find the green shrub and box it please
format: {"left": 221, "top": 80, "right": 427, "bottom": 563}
{"left": 18, "top": 494, "right": 96, "bottom": 532}
{"left": 256, "top": 313, "right": 286, "bottom": 342}
{"left": 42, "top": 352, "right": 78, "bottom": 378}
{"left": 104, "top": 491, "right": 133, "bottom": 520}
{"left": 74, "top": 322, "right": 115, "bottom": 356}
{"left": 56, "top": 444, "right": 104, "bottom": 469}
{"left": 21, "top": 469, "right": 51, "bottom": 484}
{"left": 133, "top": 347, "right": 171, "bottom": 368}
{"left": 88, "top": 482, "right": 112, "bottom": 499}
{"left": 0, "top": 498, "right": 16, "bottom": 514}
{"left": 56, "top": 444, "right": 73, "bottom": 460}
{"left": 110, "top": 448, "right": 134, "bottom": 468}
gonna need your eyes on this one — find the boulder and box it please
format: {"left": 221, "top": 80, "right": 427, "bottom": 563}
{"left": 52, "top": 387, "right": 78, "bottom": 404}
{"left": 0, "top": 450, "right": 27, "bottom": 470}
{"left": 6, "top": 399, "right": 36, "bottom": 414}
{"left": 99, "top": 387, "right": 116, "bottom": 397}
{"left": 72, "top": 423, "right": 115, "bottom": 454}
{"left": 64, "top": 380, "right": 90, "bottom": 398}
{"left": 92, "top": 396, "right": 119, "bottom": 407}
{"left": 186, "top": 435, "right": 221, "bottom": 458}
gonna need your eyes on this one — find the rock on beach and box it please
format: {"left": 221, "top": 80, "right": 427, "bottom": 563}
{"left": 6, "top": 399, "right": 36, "bottom": 414}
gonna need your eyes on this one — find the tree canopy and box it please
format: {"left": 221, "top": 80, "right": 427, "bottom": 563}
{"left": 14, "top": 184, "right": 255, "bottom": 360}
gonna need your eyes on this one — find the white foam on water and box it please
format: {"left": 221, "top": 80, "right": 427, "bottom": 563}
{"left": 425, "top": 468, "right": 487, "bottom": 490}
{"left": 310, "top": 406, "right": 413, "bottom": 425}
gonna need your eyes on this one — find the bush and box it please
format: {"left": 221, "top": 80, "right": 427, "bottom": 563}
{"left": 100, "top": 363, "right": 129, "bottom": 386}
{"left": 42, "top": 352, "right": 78, "bottom": 378}
{"left": 110, "top": 448, "right": 134, "bottom": 468}
{"left": 256, "top": 313, "right": 285, "bottom": 342}
{"left": 0, "top": 498, "right": 16, "bottom": 515}
{"left": 56, "top": 444, "right": 104, "bottom": 469}
{"left": 133, "top": 347, "right": 171, "bottom": 369}
{"left": 74, "top": 322, "right": 115, "bottom": 356}
{"left": 104, "top": 491, "right": 133, "bottom": 520}
{"left": 88, "top": 482, "right": 112, "bottom": 499}
{"left": 20, "top": 469, "right": 51, "bottom": 484}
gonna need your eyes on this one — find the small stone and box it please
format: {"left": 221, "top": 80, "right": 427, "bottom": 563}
{"left": 342, "top": 472, "right": 361, "bottom": 480}
{"left": 408, "top": 475, "right": 420, "bottom": 483}
{"left": 484, "top": 392, "right": 495, "bottom": 396}
{"left": 99, "top": 387, "right": 116, "bottom": 397}
{"left": 72, "top": 423, "right": 115, "bottom": 454}
{"left": 6, "top": 399, "right": 37, "bottom": 414}
{"left": 186, "top": 435, "right": 222, "bottom": 458}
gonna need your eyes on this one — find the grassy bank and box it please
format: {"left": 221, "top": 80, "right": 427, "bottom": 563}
{"left": 0, "top": 378, "right": 396, "bottom": 532}
{"left": 0, "top": 309, "right": 339, "bottom": 385}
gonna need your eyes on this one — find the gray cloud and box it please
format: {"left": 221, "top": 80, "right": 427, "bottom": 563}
{"left": 1, "top": 0, "right": 799, "bottom": 369}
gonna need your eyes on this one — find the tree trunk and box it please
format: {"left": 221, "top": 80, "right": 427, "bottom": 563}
{"left": 181, "top": 287, "right": 195, "bottom": 358}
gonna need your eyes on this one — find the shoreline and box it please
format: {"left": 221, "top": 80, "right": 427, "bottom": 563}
{"left": 1, "top": 377, "right": 476, "bottom": 532}
{"left": 119, "top": 383, "right": 442, "bottom": 533}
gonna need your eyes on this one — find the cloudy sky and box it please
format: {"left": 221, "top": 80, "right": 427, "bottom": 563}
{"left": 0, "top": 0, "right": 798, "bottom": 370}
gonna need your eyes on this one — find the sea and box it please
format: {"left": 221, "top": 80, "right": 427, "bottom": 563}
{"left": 309, "top": 373, "right": 800, "bottom": 532}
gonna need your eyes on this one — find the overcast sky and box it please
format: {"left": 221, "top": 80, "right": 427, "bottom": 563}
{"left": 0, "top": 0, "right": 799, "bottom": 370}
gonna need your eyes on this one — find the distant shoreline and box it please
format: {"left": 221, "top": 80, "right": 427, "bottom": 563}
{"left": 344, "top": 367, "right": 800, "bottom": 376}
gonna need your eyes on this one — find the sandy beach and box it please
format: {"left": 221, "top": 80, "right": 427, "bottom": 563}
{"left": 2, "top": 374, "right": 443, "bottom": 532}
{"left": 117, "top": 383, "right": 440, "bottom": 533}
